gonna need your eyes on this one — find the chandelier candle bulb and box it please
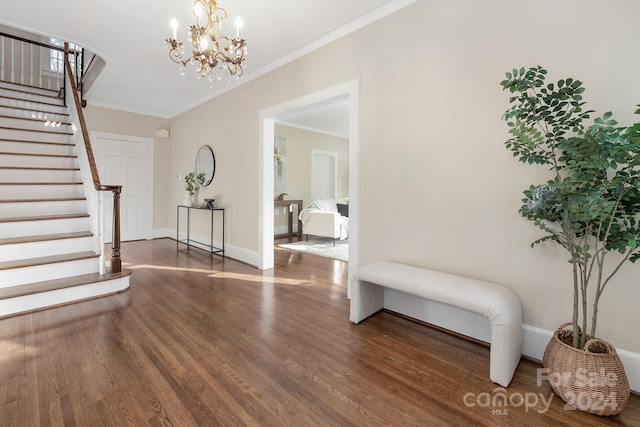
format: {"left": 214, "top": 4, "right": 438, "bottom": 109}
{"left": 170, "top": 18, "right": 178, "bottom": 40}
{"left": 194, "top": 4, "right": 203, "bottom": 26}
{"left": 235, "top": 17, "right": 243, "bottom": 38}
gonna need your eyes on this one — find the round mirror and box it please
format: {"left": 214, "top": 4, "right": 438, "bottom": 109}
{"left": 195, "top": 145, "right": 215, "bottom": 186}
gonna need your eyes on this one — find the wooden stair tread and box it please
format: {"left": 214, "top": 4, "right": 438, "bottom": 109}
{"left": 0, "top": 138, "right": 73, "bottom": 146}
{"left": 0, "top": 270, "right": 131, "bottom": 300}
{"left": 0, "top": 151, "right": 76, "bottom": 158}
{"left": 0, "top": 125, "right": 72, "bottom": 135}
{"left": 0, "top": 80, "right": 59, "bottom": 94}
{"left": 0, "top": 213, "right": 89, "bottom": 223}
{"left": 0, "top": 94, "right": 64, "bottom": 108}
{"left": 0, "top": 231, "right": 93, "bottom": 245}
{"left": 0, "top": 166, "right": 79, "bottom": 171}
{"left": 0, "top": 181, "right": 82, "bottom": 185}
{"left": 0, "top": 251, "right": 98, "bottom": 271}
{"left": 0, "top": 84, "right": 59, "bottom": 97}
{"left": 0, "top": 114, "right": 71, "bottom": 125}
{"left": 0, "top": 197, "right": 85, "bottom": 203}
{"left": 0, "top": 104, "right": 69, "bottom": 117}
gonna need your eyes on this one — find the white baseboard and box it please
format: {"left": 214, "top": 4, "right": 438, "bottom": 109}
{"left": 222, "top": 244, "right": 260, "bottom": 267}
{"left": 617, "top": 349, "right": 640, "bottom": 393}
{"left": 522, "top": 324, "right": 553, "bottom": 361}
{"left": 384, "top": 289, "right": 640, "bottom": 392}
{"left": 154, "top": 228, "right": 260, "bottom": 268}
{"left": 153, "top": 228, "right": 173, "bottom": 239}
{"left": 274, "top": 224, "right": 299, "bottom": 236}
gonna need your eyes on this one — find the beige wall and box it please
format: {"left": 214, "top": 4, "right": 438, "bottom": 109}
{"left": 83, "top": 105, "right": 171, "bottom": 230}
{"left": 81, "top": 1, "right": 640, "bottom": 354}
{"left": 164, "top": 0, "right": 640, "bottom": 353}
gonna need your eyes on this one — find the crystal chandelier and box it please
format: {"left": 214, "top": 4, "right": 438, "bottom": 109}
{"left": 164, "top": 0, "right": 247, "bottom": 85}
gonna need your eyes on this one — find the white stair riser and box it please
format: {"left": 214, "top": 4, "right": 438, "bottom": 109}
{"left": 0, "top": 257, "right": 100, "bottom": 287}
{"left": 0, "top": 236, "right": 94, "bottom": 261}
{"left": 0, "top": 216, "right": 90, "bottom": 239}
{"left": 0, "top": 140, "right": 75, "bottom": 156}
{"left": 0, "top": 88, "right": 64, "bottom": 106}
{"left": 0, "top": 199, "right": 86, "bottom": 216}
{"left": 0, "top": 81, "right": 60, "bottom": 97}
{"left": 0, "top": 183, "right": 84, "bottom": 199}
{"left": 0, "top": 128, "right": 72, "bottom": 144}
{"left": 0, "top": 154, "right": 77, "bottom": 168}
{"left": 0, "top": 276, "right": 129, "bottom": 318}
{"left": 0, "top": 106, "right": 69, "bottom": 123}
{"left": 0, "top": 168, "right": 80, "bottom": 183}
{"left": 0, "top": 117, "right": 71, "bottom": 133}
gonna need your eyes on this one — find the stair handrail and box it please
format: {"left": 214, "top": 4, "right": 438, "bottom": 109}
{"left": 64, "top": 43, "right": 122, "bottom": 273}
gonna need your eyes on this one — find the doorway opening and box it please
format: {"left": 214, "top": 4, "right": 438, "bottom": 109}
{"left": 258, "top": 80, "right": 359, "bottom": 295}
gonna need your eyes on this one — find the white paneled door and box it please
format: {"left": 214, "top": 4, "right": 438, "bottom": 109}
{"left": 93, "top": 132, "right": 153, "bottom": 242}
{"left": 311, "top": 149, "right": 337, "bottom": 199}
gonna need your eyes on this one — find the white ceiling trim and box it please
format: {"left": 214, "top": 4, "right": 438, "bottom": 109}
{"left": 86, "top": 99, "right": 173, "bottom": 120}
{"left": 169, "top": 0, "right": 418, "bottom": 118}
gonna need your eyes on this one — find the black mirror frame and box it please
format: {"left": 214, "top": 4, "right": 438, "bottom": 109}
{"left": 195, "top": 145, "right": 216, "bottom": 186}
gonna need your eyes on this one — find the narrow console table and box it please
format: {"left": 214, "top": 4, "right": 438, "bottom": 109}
{"left": 176, "top": 205, "right": 225, "bottom": 257}
{"left": 274, "top": 199, "right": 303, "bottom": 239}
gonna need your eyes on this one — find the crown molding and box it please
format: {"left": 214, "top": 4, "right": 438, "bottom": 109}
{"left": 170, "top": 0, "right": 418, "bottom": 118}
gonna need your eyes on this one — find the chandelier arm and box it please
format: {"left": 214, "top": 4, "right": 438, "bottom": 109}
{"left": 165, "top": 39, "right": 188, "bottom": 66}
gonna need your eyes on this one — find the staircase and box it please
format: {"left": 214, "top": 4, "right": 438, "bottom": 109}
{"left": 0, "top": 80, "right": 129, "bottom": 318}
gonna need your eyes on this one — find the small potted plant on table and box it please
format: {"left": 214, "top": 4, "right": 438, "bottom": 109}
{"left": 183, "top": 172, "right": 206, "bottom": 206}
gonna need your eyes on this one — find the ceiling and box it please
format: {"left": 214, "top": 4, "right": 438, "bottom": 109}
{"left": 276, "top": 96, "right": 350, "bottom": 139}
{"left": 0, "top": 0, "right": 411, "bottom": 125}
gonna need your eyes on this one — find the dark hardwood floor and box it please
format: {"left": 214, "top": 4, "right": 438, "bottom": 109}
{"left": 1, "top": 238, "right": 638, "bottom": 426}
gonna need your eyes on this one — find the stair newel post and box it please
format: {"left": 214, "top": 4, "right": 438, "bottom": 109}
{"left": 111, "top": 186, "right": 122, "bottom": 273}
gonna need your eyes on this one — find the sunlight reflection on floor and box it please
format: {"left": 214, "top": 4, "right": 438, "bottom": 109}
{"left": 125, "top": 263, "right": 312, "bottom": 286}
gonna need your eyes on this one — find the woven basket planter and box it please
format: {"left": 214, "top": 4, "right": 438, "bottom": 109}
{"left": 542, "top": 323, "right": 630, "bottom": 416}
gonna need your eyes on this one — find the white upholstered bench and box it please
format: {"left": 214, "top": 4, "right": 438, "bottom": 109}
{"left": 352, "top": 261, "right": 522, "bottom": 387}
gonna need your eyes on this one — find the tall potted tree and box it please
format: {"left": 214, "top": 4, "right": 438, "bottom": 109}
{"left": 501, "top": 66, "right": 640, "bottom": 415}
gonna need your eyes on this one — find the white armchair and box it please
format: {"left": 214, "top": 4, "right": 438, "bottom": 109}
{"left": 298, "top": 198, "right": 349, "bottom": 243}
